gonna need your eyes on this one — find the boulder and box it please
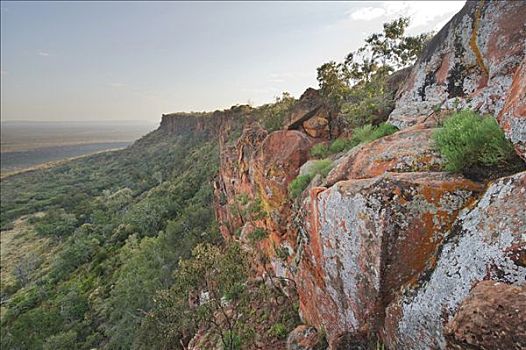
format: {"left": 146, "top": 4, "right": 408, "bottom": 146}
{"left": 388, "top": 1, "right": 526, "bottom": 133}
{"left": 286, "top": 88, "right": 325, "bottom": 130}
{"left": 303, "top": 114, "right": 330, "bottom": 139}
{"left": 383, "top": 171, "right": 526, "bottom": 350}
{"left": 326, "top": 127, "right": 444, "bottom": 186}
{"left": 295, "top": 172, "right": 482, "bottom": 346}
{"left": 445, "top": 281, "right": 526, "bottom": 350}
{"left": 285, "top": 88, "right": 336, "bottom": 139}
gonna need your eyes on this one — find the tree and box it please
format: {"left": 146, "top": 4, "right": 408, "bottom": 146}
{"left": 144, "top": 243, "right": 250, "bottom": 350}
{"left": 317, "top": 17, "right": 432, "bottom": 107}
{"left": 345, "top": 17, "right": 431, "bottom": 83}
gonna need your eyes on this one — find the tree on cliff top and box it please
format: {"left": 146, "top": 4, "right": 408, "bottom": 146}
{"left": 317, "top": 17, "right": 432, "bottom": 109}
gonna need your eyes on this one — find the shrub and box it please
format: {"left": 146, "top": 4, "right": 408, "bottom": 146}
{"left": 433, "top": 110, "right": 516, "bottom": 172}
{"left": 270, "top": 323, "right": 288, "bottom": 339}
{"left": 340, "top": 76, "right": 395, "bottom": 127}
{"left": 260, "top": 92, "right": 296, "bottom": 132}
{"left": 249, "top": 227, "right": 268, "bottom": 243}
{"left": 310, "top": 143, "right": 329, "bottom": 159}
{"left": 288, "top": 174, "right": 313, "bottom": 199}
{"left": 349, "top": 123, "right": 398, "bottom": 148}
{"left": 289, "top": 159, "right": 334, "bottom": 198}
{"left": 329, "top": 138, "right": 349, "bottom": 154}
{"left": 310, "top": 159, "right": 334, "bottom": 177}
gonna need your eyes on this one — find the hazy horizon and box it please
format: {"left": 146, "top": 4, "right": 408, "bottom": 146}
{"left": 1, "top": 1, "right": 465, "bottom": 122}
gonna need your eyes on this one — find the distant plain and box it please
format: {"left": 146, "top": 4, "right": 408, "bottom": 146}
{"left": 1, "top": 121, "right": 156, "bottom": 176}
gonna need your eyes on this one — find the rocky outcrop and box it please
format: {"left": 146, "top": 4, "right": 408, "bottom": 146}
{"left": 326, "top": 127, "right": 444, "bottom": 186}
{"left": 383, "top": 171, "right": 526, "bottom": 349}
{"left": 160, "top": 105, "right": 254, "bottom": 140}
{"left": 388, "top": 1, "right": 526, "bottom": 145}
{"left": 294, "top": 172, "right": 482, "bottom": 346}
{"left": 285, "top": 89, "right": 338, "bottom": 139}
{"left": 205, "top": 3, "right": 526, "bottom": 349}
{"left": 445, "top": 281, "right": 526, "bottom": 350}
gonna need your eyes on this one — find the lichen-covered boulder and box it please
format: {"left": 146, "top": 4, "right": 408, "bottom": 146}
{"left": 388, "top": 1, "right": 526, "bottom": 130}
{"left": 326, "top": 127, "right": 444, "bottom": 186}
{"left": 383, "top": 171, "right": 526, "bottom": 350}
{"left": 498, "top": 58, "right": 526, "bottom": 161}
{"left": 295, "top": 172, "right": 482, "bottom": 346}
{"left": 445, "top": 281, "right": 526, "bottom": 350}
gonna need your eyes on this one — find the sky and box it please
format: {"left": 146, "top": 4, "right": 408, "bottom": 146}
{"left": 0, "top": 1, "right": 465, "bottom": 122}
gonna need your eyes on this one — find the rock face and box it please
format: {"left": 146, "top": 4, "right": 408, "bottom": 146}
{"left": 445, "top": 281, "right": 526, "bottom": 350}
{"left": 295, "top": 172, "right": 482, "bottom": 346}
{"left": 498, "top": 58, "right": 526, "bottom": 160}
{"left": 383, "top": 171, "right": 526, "bottom": 349}
{"left": 388, "top": 1, "right": 526, "bottom": 142}
{"left": 205, "top": 3, "right": 526, "bottom": 349}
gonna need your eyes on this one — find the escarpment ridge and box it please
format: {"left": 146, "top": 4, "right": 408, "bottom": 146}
{"left": 157, "top": 1, "right": 526, "bottom": 348}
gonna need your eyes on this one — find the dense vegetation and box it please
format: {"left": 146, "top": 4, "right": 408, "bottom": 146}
{"left": 1, "top": 128, "right": 222, "bottom": 349}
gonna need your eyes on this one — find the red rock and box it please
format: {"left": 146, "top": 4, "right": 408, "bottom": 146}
{"left": 295, "top": 172, "right": 482, "bottom": 346}
{"left": 214, "top": 123, "right": 268, "bottom": 239}
{"left": 326, "top": 127, "right": 444, "bottom": 186}
{"left": 383, "top": 171, "right": 526, "bottom": 350}
{"left": 498, "top": 58, "right": 526, "bottom": 161}
{"left": 445, "top": 281, "right": 526, "bottom": 350}
{"left": 285, "top": 88, "right": 325, "bottom": 130}
{"left": 303, "top": 114, "right": 329, "bottom": 139}
{"left": 252, "top": 130, "right": 312, "bottom": 220}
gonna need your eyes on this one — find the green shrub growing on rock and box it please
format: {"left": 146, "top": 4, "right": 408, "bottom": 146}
{"left": 289, "top": 159, "right": 334, "bottom": 198}
{"left": 329, "top": 138, "right": 349, "bottom": 154}
{"left": 349, "top": 123, "right": 398, "bottom": 148}
{"left": 289, "top": 175, "right": 314, "bottom": 199}
{"left": 310, "top": 143, "right": 330, "bottom": 159}
{"left": 433, "top": 110, "right": 516, "bottom": 173}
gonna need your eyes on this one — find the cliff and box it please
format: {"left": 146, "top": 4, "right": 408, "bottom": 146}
{"left": 159, "top": 2, "right": 526, "bottom": 348}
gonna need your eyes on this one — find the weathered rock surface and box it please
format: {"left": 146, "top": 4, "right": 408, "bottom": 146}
{"left": 498, "top": 58, "right": 526, "bottom": 160}
{"left": 214, "top": 123, "right": 268, "bottom": 238}
{"left": 445, "top": 280, "right": 526, "bottom": 350}
{"left": 388, "top": 1, "right": 526, "bottom": 140}
{"left": 285, "top": 88, "right": 337, "bottom": 139}
{"left": 253, "top": 130, "right": 312, "bottom": 215}
{"left": 295, "top": 172, "right": 482, "bottom": 346}
{"left": 326, "top": 127, "right": 444, "bottom": 186}
{"left": 286, "top": 325, "right": 323, "bottom": 350}
{"left": 383, "top": 171, "right": 526, "bottom": 350}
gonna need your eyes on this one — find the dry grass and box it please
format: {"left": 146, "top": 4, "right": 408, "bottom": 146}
{"left": 0, "top": 214, "right": 61, "bottom": 320}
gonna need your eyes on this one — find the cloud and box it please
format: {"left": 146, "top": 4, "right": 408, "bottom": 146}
{"left": 348, "top": 1, "right": 465, "bottom": 30}
{"left": 38, "top": 50, "right": 50, "bottom": 57}
{"left": 349, "top": 7, "right": 386, "bottom": 21}
{"left": 0, "top": 70, "right": 7, "bottom": 75}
